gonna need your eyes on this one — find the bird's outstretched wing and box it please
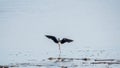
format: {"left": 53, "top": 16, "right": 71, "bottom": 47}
{"left": 45, "top": 35, "right": 58, "bottom": 43}
{"left": 60, "top": 38, "right": 73, "bottom": 44}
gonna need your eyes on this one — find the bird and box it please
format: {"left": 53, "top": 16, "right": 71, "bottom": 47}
{"left": 45, "top": 35, "right": 73, "bottom": 53}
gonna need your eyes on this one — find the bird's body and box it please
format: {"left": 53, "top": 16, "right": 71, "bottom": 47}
{"left": 45, "top": 35, "right": 73, "bottom": 44}
{"left": 45, "top": 35, "right": 73, "bottom": 53}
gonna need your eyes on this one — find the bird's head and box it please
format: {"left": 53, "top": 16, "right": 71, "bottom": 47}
{"left": 58, "top": 38, "right": 60, "bottom": 42}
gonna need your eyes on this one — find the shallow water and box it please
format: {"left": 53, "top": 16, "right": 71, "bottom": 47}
{"left": 1, "top": 49, "right": 120, "bottom": 68}
{"left": 1, "top": 57, "right": 120, "bottom": 68}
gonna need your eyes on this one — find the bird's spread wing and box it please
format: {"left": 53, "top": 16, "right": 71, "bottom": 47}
{"left": 45, "top": 35, "right": 58, "bottom": 43}
{"left": 61, "top": 38, "right": 73, "bottom": 44}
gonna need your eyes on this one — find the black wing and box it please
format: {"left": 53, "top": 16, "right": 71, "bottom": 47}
{"left": 45, "top": 35, "right": 58, "bottom": 43}
{"left": 60, "top": 38, "right": 73, "bottom": 44}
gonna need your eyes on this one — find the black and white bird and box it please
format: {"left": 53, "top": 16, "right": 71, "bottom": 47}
{"left": 45, "top": 35, "right": 73, "bottom": 52}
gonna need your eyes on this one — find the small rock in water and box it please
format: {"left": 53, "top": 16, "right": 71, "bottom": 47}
{"left": 48, "top": 57, "right": 54, "bottom": 60}
{"left": 0, "top": 66, "right": 9, "bottom": 68}
{"left": 61, "top": 66, "right": 67, "bottom": 68}
{"left": 82, "top": 58, "right": 90, "bottom": 61}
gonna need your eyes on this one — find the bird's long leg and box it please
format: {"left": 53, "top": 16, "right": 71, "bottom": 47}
{"left": 58, "top": 43, "right": 61, "bottom": 56}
